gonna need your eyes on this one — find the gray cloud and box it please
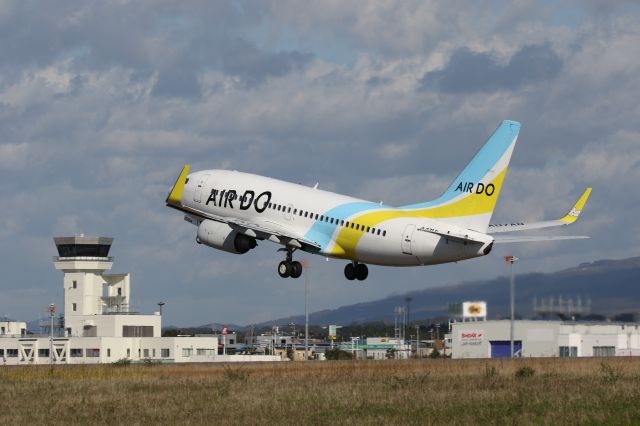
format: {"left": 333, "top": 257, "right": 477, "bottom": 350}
{"left": 0, "top": 2, "right": 639, "bottom": 326}
{"left": 421, "top": 44, "right": 563, "bottom": 93}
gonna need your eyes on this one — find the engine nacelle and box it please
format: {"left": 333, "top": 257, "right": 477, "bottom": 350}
{"left": 196, "top": 220, "right": 257, "bottom": 254}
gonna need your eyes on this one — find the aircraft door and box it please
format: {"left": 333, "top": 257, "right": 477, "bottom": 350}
{"left": 193, "top": 174, "right": 210, "bottom": 203}
{"left": 401, "top": 224, "right": 416, "bottom": 255}
{"left": 285, "top": 204, "right": 294, "bottom": 221}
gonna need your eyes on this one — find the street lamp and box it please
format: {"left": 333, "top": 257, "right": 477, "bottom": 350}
{"left": 48, "top": 304, "right": 56, "bottom": 365}
{"left": 504, "top": 255, "right": 519, "bottom": 358}
{"left": 157, "top": 302, "right": 165, "bottom": 316}
{"left": 300, "top": 259, "right": 311, "bottom": 361}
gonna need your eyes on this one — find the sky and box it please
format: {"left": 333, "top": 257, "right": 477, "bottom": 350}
{"left": 1, "top": 0, "right": 639, "bottom": 326}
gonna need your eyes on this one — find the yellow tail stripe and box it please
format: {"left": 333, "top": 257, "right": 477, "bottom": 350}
{"left": 331, "top": 168, "right": 508, "bottom": 259}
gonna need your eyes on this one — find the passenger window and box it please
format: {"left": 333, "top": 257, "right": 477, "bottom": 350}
{"left": 315, "top": 214, "right": 319, "bottom": 220}
{"left": 299, "top": 210, "right": 303, "bottom": 216}
{"left": 268, "top": 203, "right": 272, "bottom": 208}
{"left": 366, "top": 226, "right": 371, "bottom": 232}
{"left": 288, "top": 207, "right": 291, "bottom": 213}
{"left": 304, "top": 212, "right": 308, "bottom": 218}
{"left": 294, "top": 209, "right": 297, "bottom": 214}
{"left": 350, "top": 223, "right": 354, "bottom": 229}
{"left": 330, "top": 218, "right": 334, "bottom": 224}
{"left": 377, "top": 229, "right": 381, "bottom": 235}
{"left": 383, "top": 230, "right": 387, "bottom": 236}
{"left": 341, "top": 220, "right": 345, "bottom": 226}
{"left": 345, "top": 221, "right": 349, "bottom": 227}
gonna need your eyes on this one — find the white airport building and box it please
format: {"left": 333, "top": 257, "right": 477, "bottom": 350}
{"left": 0, "top": 236, "right": 279, "bottom": 365}
{"left": 451, "top": 320, "right": 640, "bottom": 359}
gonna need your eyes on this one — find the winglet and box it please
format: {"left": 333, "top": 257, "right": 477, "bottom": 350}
{"left": 560, "top": 187, "right": 592, "bottom": 224}
{"left": 166, "top": 164, "right": 190, "bottom": 206}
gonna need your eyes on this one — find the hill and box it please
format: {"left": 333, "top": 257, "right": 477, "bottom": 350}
{"left": 258, "top": 256, "right": 640, "bottom": 327}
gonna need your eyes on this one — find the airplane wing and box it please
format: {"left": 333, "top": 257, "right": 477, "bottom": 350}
{"left": 227, "top": 217, "right": 322, "bottom": 251}
{"left": 488, "top": 188, "right": 592, "bottom": 233}
{"left": 488, "top": 187, "right": 591, "bottom": 243}
{"left": 182, "top": 208, "right": 322, "bottom": 251}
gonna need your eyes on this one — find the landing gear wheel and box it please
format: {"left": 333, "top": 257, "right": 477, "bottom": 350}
{"left": 278, "top": 261, "right": 291, "bottom": 278}
{"left": 344, "top": 263, "right": 356, "bottom": 280}
{"left": 355, "top": 263, "right": 368, "bottom": 281}
{"left": 290, "top": 261, "right": 303, "bottom": 279}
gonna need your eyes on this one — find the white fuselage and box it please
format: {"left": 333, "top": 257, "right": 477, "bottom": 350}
{"left": 179, "top": 170, "right": 493, "bottom": 267}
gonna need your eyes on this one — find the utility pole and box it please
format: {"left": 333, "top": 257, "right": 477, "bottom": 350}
{"left": 504, "top": 255, "right": 519, "bottom": 358}
{"left": 405, "top": 296, "right": 412, "bottom": 326}
{"left": 415, "top": 325, "right": 420, "bottom": 356}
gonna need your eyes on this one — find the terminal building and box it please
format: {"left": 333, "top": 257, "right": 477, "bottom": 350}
{"left": 0, "top": 235, "right": 279, "bottom": 365}
{"left": 450, "top": 320, "right": 640, "bottom": 358}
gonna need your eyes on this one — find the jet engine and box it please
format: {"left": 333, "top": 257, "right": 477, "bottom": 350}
{"left": 196, "top": 220, "right": 257, "bottom": 254}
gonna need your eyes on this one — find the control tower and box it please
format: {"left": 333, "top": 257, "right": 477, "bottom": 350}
{"left": 53, "top": 235, "right": 159, "bottom": 338}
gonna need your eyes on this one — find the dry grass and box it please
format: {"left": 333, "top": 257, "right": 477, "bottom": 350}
{"left": 2, "top": 358, "right": 640, "bottom": 425}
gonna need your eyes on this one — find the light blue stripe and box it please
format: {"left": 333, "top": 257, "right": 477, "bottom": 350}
{"left": 303, "top": 201, "right": 388, "bottom": 251}
{"left": 401, "top": 120, "right": 520, "bottom": 209}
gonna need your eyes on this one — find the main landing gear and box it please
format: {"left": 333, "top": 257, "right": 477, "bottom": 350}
{"left": 344, "top": 262, "right": 368, "bottom": 281}
{"left": 277, "top": 247, "right": 302, "bottom": 279}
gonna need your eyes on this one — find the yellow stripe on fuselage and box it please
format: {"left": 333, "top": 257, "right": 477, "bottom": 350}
{"left": 330, "top": 168, "right": 508, "bottom": 259}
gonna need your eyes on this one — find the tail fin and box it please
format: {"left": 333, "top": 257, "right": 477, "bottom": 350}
{"left": 400, "top": 120, "right": 521, "bottom": 232}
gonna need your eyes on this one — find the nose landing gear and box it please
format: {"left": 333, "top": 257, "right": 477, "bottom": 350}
{"left": 277, "top": 247, "right": 303, "bottom": 279}
{"left": 344, "top": 262, "right": 368, "bottom": 281}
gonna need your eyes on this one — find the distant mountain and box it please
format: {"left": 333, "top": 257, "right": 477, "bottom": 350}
{"left": 257, "top": 257, "right": 640, "bottom": 327}
{"left": 179, "top": 322, "right": 243, "bottom": 332}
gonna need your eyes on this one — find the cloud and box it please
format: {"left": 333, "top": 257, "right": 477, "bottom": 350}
{"left": 0, "top": 143, "right": 28, "bottom": 170}
{"left": 421, "top": 44, "right": 563, "bottom": 93}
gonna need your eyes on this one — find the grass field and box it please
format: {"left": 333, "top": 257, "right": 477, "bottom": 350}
{"left": 1, "top": 358, "right": 640, "bottom": 425}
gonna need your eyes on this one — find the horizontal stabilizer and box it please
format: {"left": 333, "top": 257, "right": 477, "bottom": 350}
{"left": 489, "top": 187, "right": 592, "bottom": 234}
{"left": 493, "top": 235, "right": 590, "bottom": 243}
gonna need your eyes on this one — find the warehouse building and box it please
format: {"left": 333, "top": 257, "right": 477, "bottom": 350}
{"left": 1, "top": 319, "right": 26, "bottom": 337}
{"left": 451, "top": 320, "right": 640, "bottom": 358}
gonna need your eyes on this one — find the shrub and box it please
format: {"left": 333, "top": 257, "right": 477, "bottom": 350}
{"left": 600, "top": 362, "right": 623, "bottom": 384}
{"left": 223, "top": 365, "right": 250, "bottom": 381}
{"left": 515, "top": 366, "right": 535, "bottom": 378}
{"left": 484, "top": 364, "right": 498, "bottom": 378}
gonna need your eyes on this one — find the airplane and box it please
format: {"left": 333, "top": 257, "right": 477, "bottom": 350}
{"left": 166, "top": 120, "right": 591, "bottom": 281}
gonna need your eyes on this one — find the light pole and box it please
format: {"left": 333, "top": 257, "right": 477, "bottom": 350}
{"left": 301, "top": 259, "right": 311, "bottom": 361}
{"left": 48, "top": 304, "right": 55, "bottom": 365}
{"left": 504, "top": 255, "right": 519, "bottom": 358}
{"left": 415, "top": 325, "right": 420, "bottom": 356}
{"left": 157, "top": 302, "right": 165, "bottom": 316}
